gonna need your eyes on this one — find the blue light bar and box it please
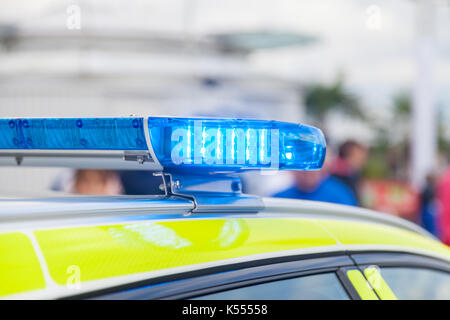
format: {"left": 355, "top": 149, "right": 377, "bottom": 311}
{"left": 0, "top": 118, "right": 147, "bottom": 150}
{"left": 0, "top": 116, "right": 326, "bottom": 171}
{"left": 148, "top": 117, "right": 326, "bottom": 171}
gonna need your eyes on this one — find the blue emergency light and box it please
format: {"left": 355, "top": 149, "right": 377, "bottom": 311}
{"left": 148, "top": 117, "right": 325, "bottom": 171}
{"left": 0, "top": 117, "right": 326, "bottom": 171}
{"left": 0, "top": 118, "right": 147, "bottom": 150}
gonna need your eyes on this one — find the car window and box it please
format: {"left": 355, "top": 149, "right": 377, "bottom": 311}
{"left": 193, "top": 272, "right": 349, "bottom": 300}
{"left": 379, "top": 267, "right": 450, "bottom": 300}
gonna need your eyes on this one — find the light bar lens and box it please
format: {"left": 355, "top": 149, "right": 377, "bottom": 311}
{"left": 0, "top": 117, "right": 326, "bottom": 171}
{"left": 148, "top": 117, "right": 326, "bottom": 171}
{"left": 0, "top": 118, "right": 147, "bottom": 150}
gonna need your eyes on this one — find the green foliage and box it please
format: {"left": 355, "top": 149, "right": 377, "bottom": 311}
{"left": 438, "top": 114, "right": 450, "bottom": 157}
{"left": 368, "top": 92, "right": 449, "bottom": 178}
{"left": 362, "top": 132, "right": 390, "bottom": 179}
{"left": 302, "top": 77, "right": 449, "bottom": 178}
{"left": 392, "top": 93, "right": 411, "bottom": 118}
{"left": 303, "top": 76, "right": 365, "bottom": 123}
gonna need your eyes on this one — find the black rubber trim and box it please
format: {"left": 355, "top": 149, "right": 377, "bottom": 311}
{"left": 350, "top": 252, "right": 450, "bottom": 273}
{"left": 336, "top": 268, "right": 365, "bottom": 300}
{"left": 350, "top": 251, "right": 450, "bottom": 301}
{"left": 62, "top": 251, "right": 353, "bottom": 300}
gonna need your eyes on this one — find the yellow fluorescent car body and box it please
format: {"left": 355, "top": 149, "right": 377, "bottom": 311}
{"left": 1, "top": 215, "right": 449, "bottom": 298}
{"left": 346, "top": 269, "right": 378, "bottom": 300}
{"left": 0, "top": 232, "right": 46, "bottom": 297}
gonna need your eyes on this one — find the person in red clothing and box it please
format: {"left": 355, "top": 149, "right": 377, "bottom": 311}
{"left": 437, "top": 167, "right": 450, "bottom": 246}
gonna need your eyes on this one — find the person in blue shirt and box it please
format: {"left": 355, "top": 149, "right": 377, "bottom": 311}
{"left": 273, "top": 170, "right": 358, "bottom": 206}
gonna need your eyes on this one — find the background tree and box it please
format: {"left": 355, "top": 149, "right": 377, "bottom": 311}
{"left": 303, "top": 75, "right": 365, "bottom": 129}
{"left": 366, "top": 92, "right": 449, "bottom": 180}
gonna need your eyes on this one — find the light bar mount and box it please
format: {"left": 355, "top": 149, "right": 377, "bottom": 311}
{"left": 155, "top": 172, "right": 264, "bottom": 214}
{"left": 0, "top": 150, "right": 162, "bottom": 170}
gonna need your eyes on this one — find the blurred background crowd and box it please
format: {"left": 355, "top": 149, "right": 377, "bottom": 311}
{"left": 1, "top": 0, "right": 450, "bottom": 245}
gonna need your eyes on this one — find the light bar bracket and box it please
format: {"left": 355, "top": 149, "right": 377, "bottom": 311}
{"left": 123, "top": 151, "right": 152, "bottom": 164}
{"left": 0, "top": 150, "right": 162, "bottom": 170}
{"left": 155, "top": 172, "right": 264, "bottom": 214}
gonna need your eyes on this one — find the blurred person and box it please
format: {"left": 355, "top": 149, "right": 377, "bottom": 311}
{"left": 420, "top": 173, "right": 440, "bottom": 237}
{"left": 52, "top": 169, "right": 123, "bottom": 195}
{"left": 272, "top": 152, "right": 357, "bottom": 206}
{"left": 73, "top": 170, "right": 123, "bottom": 195}
{"left": 330, "top": 140, "right": 368, "bottom": 205}
{"left": 437, "top": 167, "right": 450, "bottom": 246}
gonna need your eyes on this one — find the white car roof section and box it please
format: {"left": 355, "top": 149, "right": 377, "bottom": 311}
{"left": 0, "top": 193, "right": 433, "bottom": 240}
{"left": 262, "top": 198, "right": 433, "bottom": 239}
{"left": 0, "top": 195, "right": 194, "bottom": 221}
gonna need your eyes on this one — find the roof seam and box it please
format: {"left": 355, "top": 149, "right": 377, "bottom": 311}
{"left": 308, "top": 218, "right": 342, "bottom": 245}
{"left": 22, "top": 230, "right": 58, "bottom": 290}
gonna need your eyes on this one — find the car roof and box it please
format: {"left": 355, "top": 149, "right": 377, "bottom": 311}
{"left": 0, "top": 194, "right": 434, "bottom": 236}
{"left": 1, "top": 194, "right": 449, "bottom": 299}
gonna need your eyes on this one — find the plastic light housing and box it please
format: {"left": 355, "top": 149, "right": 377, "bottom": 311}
{"left": 0, "top": 118, "right": 147, "bottom": 150}
{"left": 148, "top": 117, "right": 326, "bottom": 171}
{"left": 0, "top": 116, "right": 326, "bottom": 172}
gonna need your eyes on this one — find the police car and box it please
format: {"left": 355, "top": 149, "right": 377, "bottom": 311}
{"left": 0, "top": 116, "right": 449, "bottom": 300}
